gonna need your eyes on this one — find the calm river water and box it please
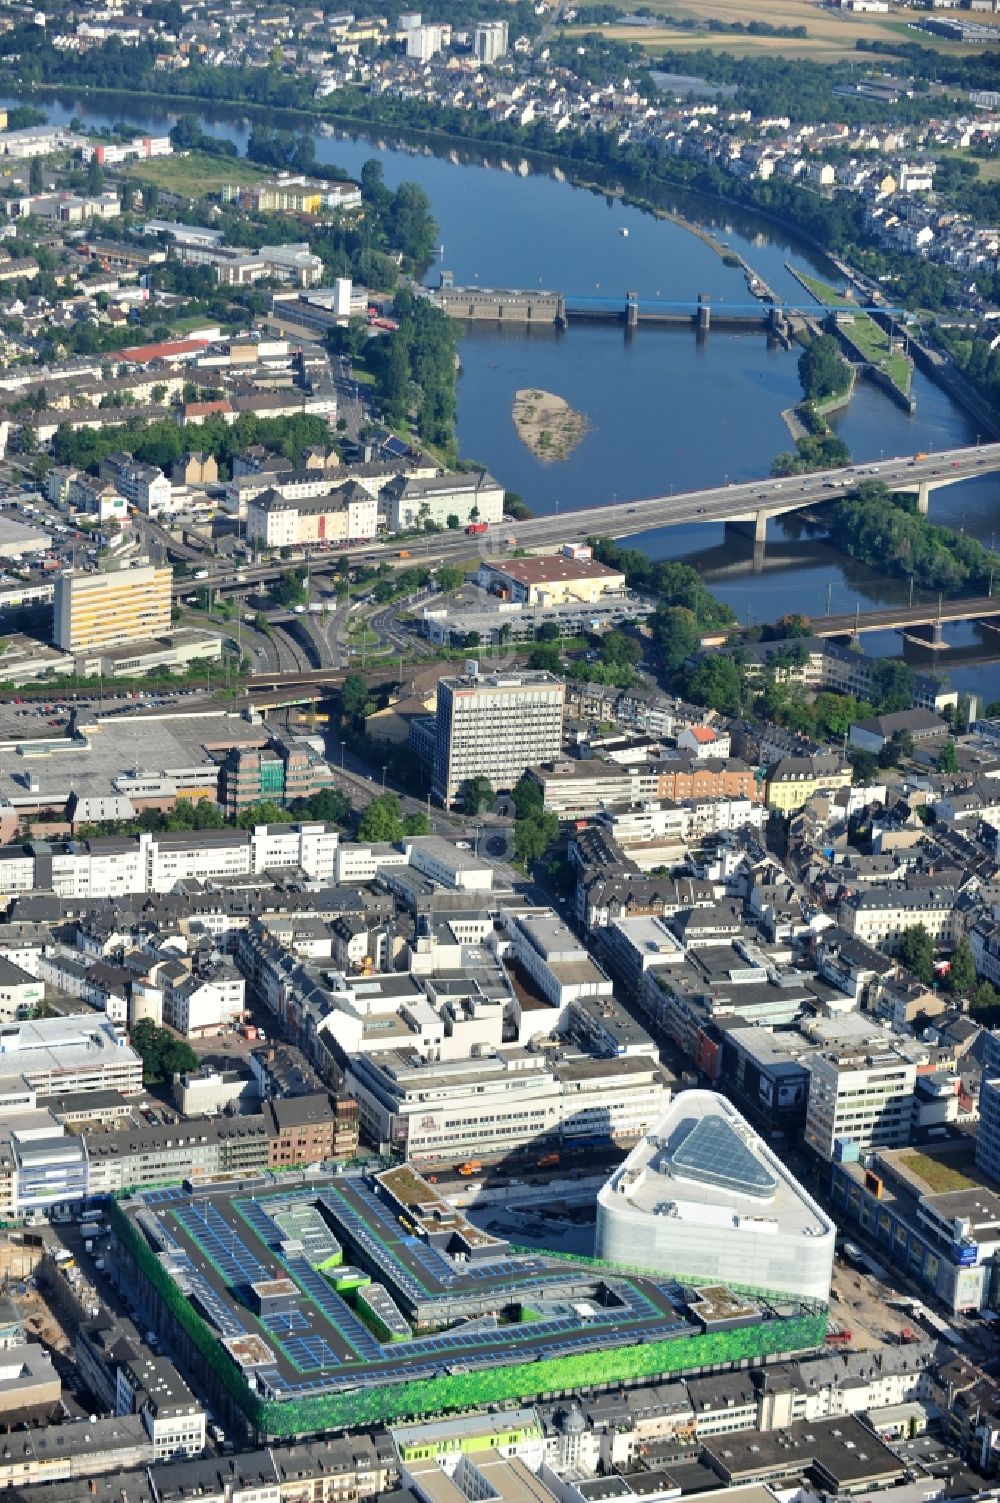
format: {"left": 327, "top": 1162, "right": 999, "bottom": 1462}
{"left": 11, "top": 90, "right": 1000, "bottom": 699}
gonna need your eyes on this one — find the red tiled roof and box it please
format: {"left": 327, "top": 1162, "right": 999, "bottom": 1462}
{"left": 184, "top": 400, "right": 233, "bottom": 418}
{"left": 118, "top": 337, "right": 211, "bottom": 365}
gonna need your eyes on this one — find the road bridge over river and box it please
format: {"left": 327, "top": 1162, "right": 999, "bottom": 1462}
{"left": 174, "top": 443, "right": 1000, "bottom": 601}
{"left": 812, "top": 594, "right": 1000, "bottom": 648}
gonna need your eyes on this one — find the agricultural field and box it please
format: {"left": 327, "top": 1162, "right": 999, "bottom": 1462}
{"left": 124, "top": 149, "right": 268, "bottom": 198}
{"left": 566, "top": 0, "right": 997, "bottom": 61}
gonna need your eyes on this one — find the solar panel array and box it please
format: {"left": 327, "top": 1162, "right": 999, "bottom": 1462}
{"left": 175, "top": 1200, "right": 272, "bottom": 1290}
{"left": 132, "top": 1174, "right": 766, "bottom": 1404}
{"left": 272, "top": 1204, "right": 342, "bottom": 1268}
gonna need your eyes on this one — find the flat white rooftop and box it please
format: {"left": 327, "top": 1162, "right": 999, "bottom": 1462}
{"left": 601, "top": 1091, "right": 832, "bottom": 1241}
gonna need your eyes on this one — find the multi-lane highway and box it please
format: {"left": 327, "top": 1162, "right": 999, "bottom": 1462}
{"left": 168, "top": 443, "right": 1000, "bottom": 602}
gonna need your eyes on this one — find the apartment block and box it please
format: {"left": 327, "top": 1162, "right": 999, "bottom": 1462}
{"left": 98, "top": 453, "right": 173, "bottom": 518}
{"left": 474, "top": 19, "right": 508, "bottom": 61}
{"left": 382, "top": 468, "right": 504, "bottom": 532}
{"left": 53, "top": 565, "right": 172, "bottom": 654}
{"left": 267, "top": 1092, "right": 359, "bottom": 1168}
{"left": 115, "top": 1355, "right": 205, "bottom": 1462}
{"left": 246, "top": 485, "right": 377, "bottom": 547}
{"left": 840, "top": 884, "right": 959, "bottom": 951}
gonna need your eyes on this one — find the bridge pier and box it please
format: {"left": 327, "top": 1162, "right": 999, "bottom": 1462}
{"left": 725, "top": 512, "right": 768, "bottom": 544}
{"left": 626, "top": 290, "right": 638, "bottom": 329}
{"left": 916, "top": 481, "right": 930, "bottom": 515}
{"left": 900, "top": 622, "right": 947, "bottom": 650}
{"left": 697, "top": 293, "right": 711, "bottom": 332}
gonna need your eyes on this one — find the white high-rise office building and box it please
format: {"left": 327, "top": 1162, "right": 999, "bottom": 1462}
{"left": 804, "top": 1042, "right": 918, "bottom": 1161}
{"left": 432, "top": 668, "right": 564, "bottom": 808}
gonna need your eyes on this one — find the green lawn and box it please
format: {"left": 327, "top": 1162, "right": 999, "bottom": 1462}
{"left": 795, "top": 268, "right": 912, "bottom": 395}
{"left": 125, "top": 150, "right": 268, "bottom": 199}
{"left": 936, "top": 147, "right": 1000, "bottom": 182}
{"left": 898, "top": 1149, "right": 979, "bottom": 1194}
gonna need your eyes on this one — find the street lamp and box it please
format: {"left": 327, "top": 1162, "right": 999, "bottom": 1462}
{"left": 381, "top": 765, "right": 388, "bottom": 792}
{"left": 339, "top": 741, "right": 345, "bottom": 770}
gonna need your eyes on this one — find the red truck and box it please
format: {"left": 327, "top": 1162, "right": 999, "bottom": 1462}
{"left": 465, "top": 521, "right": 488, "bottom": 535}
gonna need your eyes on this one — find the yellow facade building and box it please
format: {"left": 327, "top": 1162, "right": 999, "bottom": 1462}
{"left": 765, "top": 754, "right": 853, "bottom": 813}
{"left": 54, "top": 565, "right": 172, "bottom": 654}
{"left": 476, "top": 554, "right": 627, "bottom": 608}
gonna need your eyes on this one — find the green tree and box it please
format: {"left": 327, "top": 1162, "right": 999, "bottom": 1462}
{"left": 528, "top": 645, "right": 563, "bottom": 673}
{"left": 274, "top": 569, "right": 308, "bottom": 608}
{"left": 948, "top": 935, "right": 976, "bottom": 996}
{"left": 850, "top": 748, "right": 879, "bottom": 784}
{"left": 684, "top": 654, "right": 745, "bottom": 715}
{"left": 898, "top": 924, "right": 934, "bottom": 985}
{"left": 972, "top": 979, "right": 999, "bottom": 1012}
{"left": 938, "top": 739, "right": 958, "bottom": 774}
{"left": 130, "top": 1019, "right": 198, "bottom": 1083}
{"left": 357, "top": 792, "right": 404, "bottom": 842}
{"left": 402, "top": 811, "right": 429, "bottom": 836}
{"left": 869, "top": 659, "right": 914, "bottom": 714}
{"left": 341, "top": 671, "right": 370, "bottom": 725}
{"left": 798, "top": 332, "right": 851, "bottom": 402}
{"left": 29, "top": 156, "right": 43, "bottom": 194}
{"left": 86, "top": 155, "right": 104, "bottom": 195}
{"left": 879, "top": 729, "right": 913, "bottom": 769}
{"left": 236, "top": 801, "right": 292, "bottom": 828}
{"left": 388, "top": 181, "right": 437, "bottom": 265}
{"left": 600, "top": 629, "right": 642, "bottom": 668}
{"left": 653, "top": 606, "right": 701, "bottom": 676}
{"left": 514, "top": 811, "right": 558, "bottom": 867}
{"left": 435, "top": 564, "right": 464, "bottom": 592}
{"left": 462, "top": 776, "right": 494, "bottom": 814}
{"left": 290, "top": 787, "right": 352, "bottom": 825}
{"left": 815, "top": 692, "right": 866, "bottom": 740}
{"left": 512, "top": 773, "right": 543, "bottom": 821}
{"left": 377, "top": 335, "right": 410, "bottom": 426}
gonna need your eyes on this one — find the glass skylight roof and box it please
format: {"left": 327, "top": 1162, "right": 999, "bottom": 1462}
{"left": 668, "top": 1115, "right": 777, "bottom": 1200}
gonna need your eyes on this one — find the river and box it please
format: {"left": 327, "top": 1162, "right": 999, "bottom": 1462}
{"left": 10, "top": 89, "right": 1000, "bottom": 702}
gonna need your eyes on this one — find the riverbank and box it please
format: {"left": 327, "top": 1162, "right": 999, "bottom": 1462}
{"left": 11, "top": 80, "right": 1000, "bottom": 694}
{"left": 22, "top": 77, "right": 994, "bottom": 440}
{"left": 5, "top": 82, "right": 816, "bottom": 277}
{"left": 781, "top": 372, "right": 855, "bottom": 441}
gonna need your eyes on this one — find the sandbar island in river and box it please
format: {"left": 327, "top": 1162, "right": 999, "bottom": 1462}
{"left": 512, "top": 388, "right": 589, "bottom": 462}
